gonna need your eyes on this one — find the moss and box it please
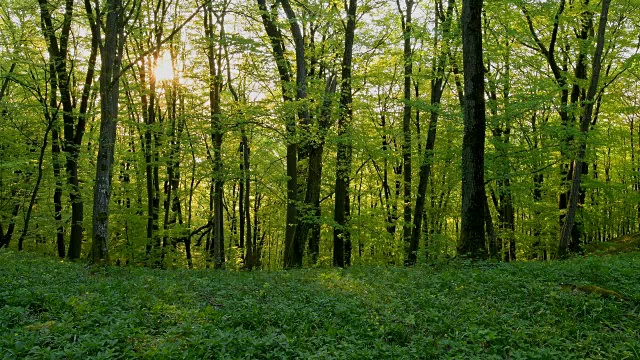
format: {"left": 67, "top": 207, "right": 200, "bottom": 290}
{"left": 559, "top": 283, "right": 630, "bottom": 301}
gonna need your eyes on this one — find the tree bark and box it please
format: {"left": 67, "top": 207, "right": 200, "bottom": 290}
{"left": 204, "top": 2, "right": 226, "bottom": 269}
{"left": 278, "top": 0, "right": 308, "bottom": 268}
{"left": 521, "top": 0, "right": 596, "bottom": 256}
{"left": 485, "top": 40, "right": 515, "bottom": 261}
{"left": 296, "top": 77, "right": 336, "bottom": 264}
{"left": 91, "top": 0, "right": 126, "bottom": 264}
{"left": 38, "top": 0, "right": 98, "bottom": 259}
{"left": 256, "top": 0, "right": 298, "bottom": 269}
{"left": 398, "top": 0, "right": 414, "bottom": 264}
{"left": 458, "top": 0, "right": 487, "bottom": 259}
{"left": 0, "top": 62, "right": 15, "bottom": 104}
{"left": 333, "top": 0, "right": 357, "bottom": 267}
{"left": 0, "top": 195, "right": 20, "bottom": 249}
{"left": 559, "top": 0, "right": 611, "bottom": 258}
{"left": 53, "top": 151, "right": 65, "bottom": 256}
{"left": 18, "top": 124, "right": 53, "bottom": 251}
{"left": 409, "top": 0, "right": 454, "bottom": 265}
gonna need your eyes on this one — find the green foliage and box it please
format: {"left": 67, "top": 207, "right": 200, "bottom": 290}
{"left": 1, "top": 0, "right": 640, "bottom": 266}
{"left": 1, "top": 249, "right": 640, "bottom": 358}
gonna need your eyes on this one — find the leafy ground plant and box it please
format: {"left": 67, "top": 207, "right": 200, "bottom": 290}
{"left": 1, "top": 249, "right": 639, "bottom": 359}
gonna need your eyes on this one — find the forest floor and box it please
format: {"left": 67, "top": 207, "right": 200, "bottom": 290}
{"left": 1, "top": 250, "right": 639, "bottom": 359}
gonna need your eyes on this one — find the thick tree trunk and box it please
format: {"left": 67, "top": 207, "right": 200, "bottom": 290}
{"left": 256, "top": 0, "right": 300, "bottom": 269}
{"left": 38, "top": 0, "right": 98, "bottom": 259}
{"left": 279, "top": 0, "right": 308, "bottom": 268}
{"left": 150, "top": 68, "right": 162, "bottom": 263}
{"left": 67, "top": 0, "right": 98, "bottom": 259}
{"left": 91, "top": 0, "right": 125, "bottom": 264}
{"left": 38, "top": 0, "right": 75, "bottom": 256}
{"left": 458, "top": 0, "right": 487, "bottom": 259}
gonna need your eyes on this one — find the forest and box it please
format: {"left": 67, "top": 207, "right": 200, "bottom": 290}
{"left": 0, "top": 0, "right": 640, "bottom": 269}
{"left": 2, "top": 0, "right": 640, "bottom": 357}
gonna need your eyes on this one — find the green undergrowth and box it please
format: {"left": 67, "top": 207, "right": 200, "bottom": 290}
{"left": 1, "top": 250, "right": 640, "bottom": 359}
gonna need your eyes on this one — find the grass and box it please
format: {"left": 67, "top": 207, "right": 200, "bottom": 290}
{"left": 1, "top": 250, "right": 640, "bottom": 359}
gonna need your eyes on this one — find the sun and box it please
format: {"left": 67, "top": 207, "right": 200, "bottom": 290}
{"left": 155, "top": 51, "right": 174, "bottom": 82}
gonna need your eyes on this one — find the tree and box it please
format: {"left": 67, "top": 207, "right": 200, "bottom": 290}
{"left": 2, "top": 0, "right": 638, "bottom": 268}
{"left": 409, "top": 0, "right": 456, "bottom": 265}
{"left": 204, "top": 0, "right": 226, "bottom": 269}
{"left": 280, "top": 0, "right": 309, "bottom": 268}
{"left": 292, "top": 1, "right": 342, "bottom": 266}
{"left": 0, "top": 55, "right": 19, "bottom": 249}
{"left": 397, "top": 0, "right": 414, "bottom": 264}
{"left": 458, "top": 0, "right": 487, "bottom": 259}
{"left": 255, "top": 0, "right": 302, "bottom": 269}
{"left": 91, "top": 0, "right": 128, "bottom": 264}
{"left": 333, "top": 0, "right": 357, "bottom": 267}
{"left": 37, "top": 0, "right": 99, "bottom": 259}
{"left": 559, "top": 0, "right": 611, "bottom": 258}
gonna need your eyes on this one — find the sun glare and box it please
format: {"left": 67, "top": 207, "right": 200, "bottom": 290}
{"left": 155, "top": 52, "right": 174, "bottom": 82}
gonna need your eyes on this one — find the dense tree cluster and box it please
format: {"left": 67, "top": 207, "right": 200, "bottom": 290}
{"left": 0, "top": 0, "right": 638, "bottom": 268}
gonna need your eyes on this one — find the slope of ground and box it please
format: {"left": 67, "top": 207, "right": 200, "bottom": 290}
{"left": 584, "top": 233, "right": 640, "bottom": 255}
{"left": 1, "top": 250, "right": 639, "bottom": 359}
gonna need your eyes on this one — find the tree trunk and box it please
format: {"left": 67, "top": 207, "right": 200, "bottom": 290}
{"left": 67, "top": 0, "right": 98, "bottom": 259}
{"left": 38, "top": 0, "right": 98, "bottom": 259}
{"left": 333, "top": 0, "right": 357, "bottom": 267}
{"left": 485, "top": 33, "right": 517, "bottom": 261}
{"left": 380, "top": 112, "right": 397, "bottom": 235}
{"left": 409, "top": 0, "right": 454, "bottom": 265}
{"left": 47, "top": 60, "right": 66, "bottom": 258}
{"left": 0, "top": 195, "right": 20, "bottom": 249}
{"left": 256, "top": 0, "right": 299, "bottom": 269}
{"left": 458, "top": 0, "right": 487, "bottom": 259}
{"left": 296, "top": 77, "right": 336, "bottom": 264}
{"left": 242, "top": 131, "right": 253, "bottom": 269}
{"left": 0, "top": 63, "right": 16, "bottom": 249}
{"left": 18, "top": 123, "right": 53, "bottom": 250}
{"left": 521, "top": 0, "right": 596, "bottom": 257}
{"left": 204, "top": 2, "right": 226, "bottom": 269}
{"left": 280, "top": 0, "right": 308, "bottom": 268}
{"left": 559, "top": 0, "right": 610, "bottom": 258}
{"left": 53, "top": 146, "right": 65, "bottom": 256}
{"left": 485, "top": 193, "right": 498, "bottom": 258}
{"left": 91, "top": 0, "right": 125, "bottom": 264}
{"left": 138, "top": 56, "right": 158, "bottom": 260}
{"left": 0, "top": 62, "right": 15, "bottom": 104}
{"left": 398, "top": 0, "right": 414, "bottom": 264}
